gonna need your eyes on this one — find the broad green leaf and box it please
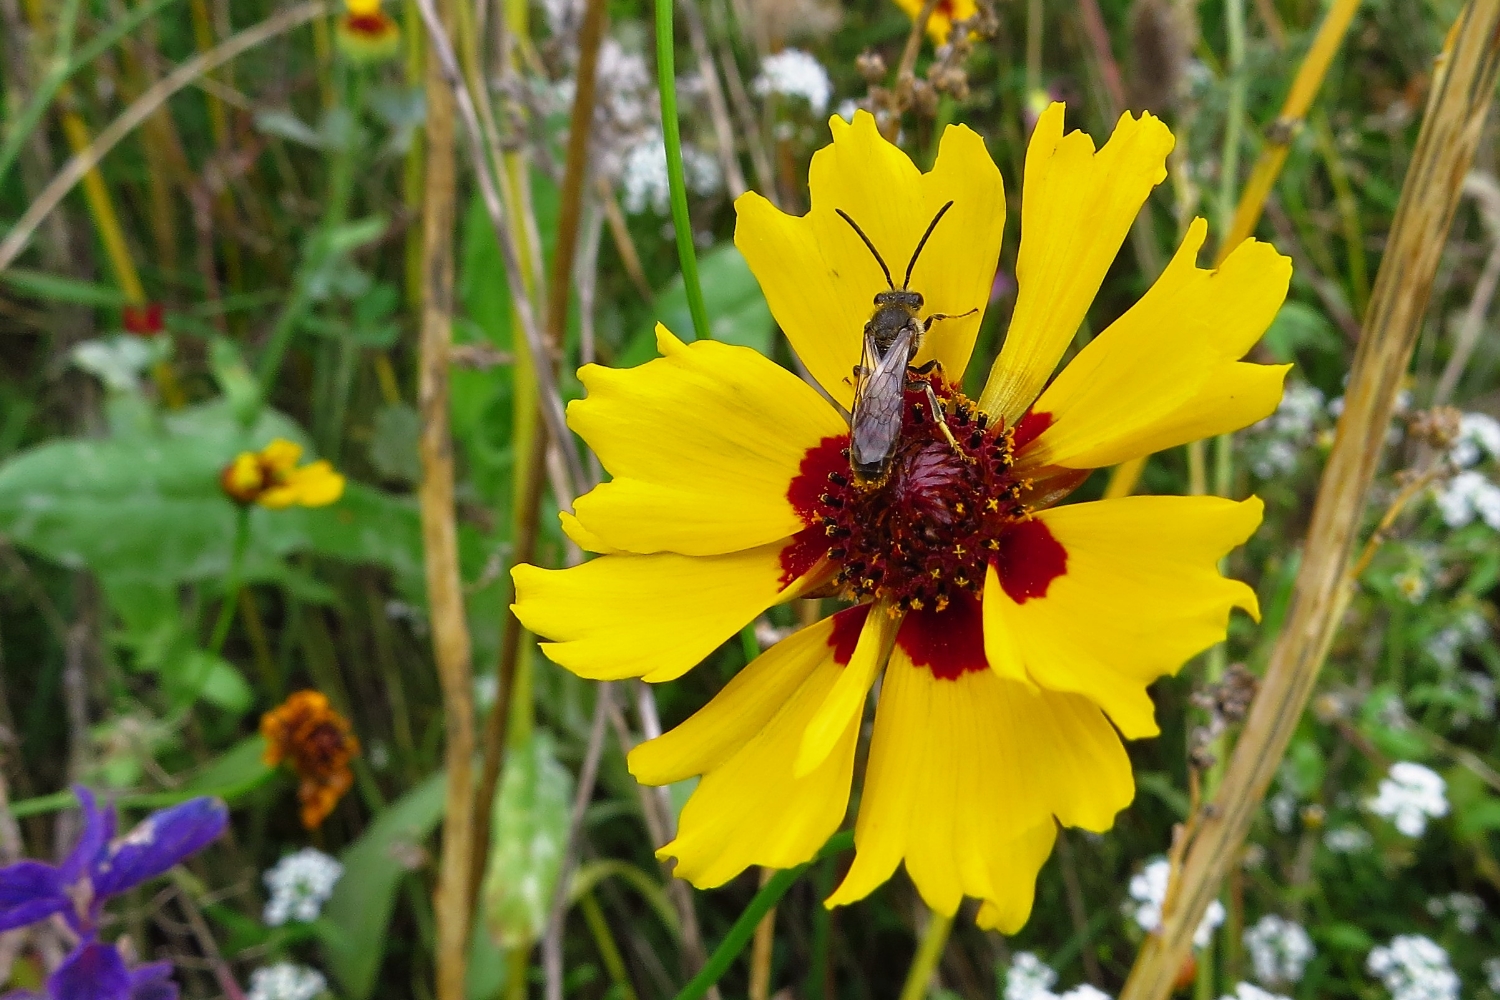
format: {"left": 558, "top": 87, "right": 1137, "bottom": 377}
{"left": 319, "top": 771, "right": 447, "bottom": 1000}
{"left": 626, "top": 244, "right": 774, "bottom": 365}
{"left": 183, "top": 735, "right": 274, "bottom": 795}
{"left": 482, "top": 730, "right": 573, "bottom": 948}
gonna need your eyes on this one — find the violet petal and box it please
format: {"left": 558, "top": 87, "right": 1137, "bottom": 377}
{"left": 126, "top": 962, "right": 177, "bottom": 1000}
{"left": 59, "top": 788, "right": 114, "bottom": 886}
{"left": 0, "top": 859, "right": 67, "bottom": 933}
{"left": 91, "top": 798, "right": 228, "bottom": 899}
{"left": 48, "top": 941, "right": 131, "bottom": 1000}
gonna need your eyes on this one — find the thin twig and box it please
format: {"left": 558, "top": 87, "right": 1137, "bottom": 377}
{"left": 1118, "top": 8, "right": 1500, "bottom": 997}
{"left": 0, "top": 0, "right": 328, "bottom": 272}
{"left": 883, "top": 0, "right": 942, "bottom": 140}
{"left": 1434, "top": 172, "right": 1500, "bottom": 405}
{"left": 543, "top": 684, "right": 614, "bottom": 1000}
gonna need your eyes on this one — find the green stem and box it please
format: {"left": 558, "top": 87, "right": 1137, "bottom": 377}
{"left": 672, "top": 830, "right": 855, "bottom": 1000}
{"left": 898, "top": 910, "right": 953, "bottom": 1000}
{"left": 208, "top": 507, "right": 251, "bottom": 654}
{"left": 11, "top": 768, "right": 276, "bottom": 818}
{"left": 739, "top": 621, "right": 760, "bottom": 664}
{"left": 653, "top": 0, "right": 709, "bottom": 342}
{"left": 256, "top": 66, "right": 361, "bottom": 393}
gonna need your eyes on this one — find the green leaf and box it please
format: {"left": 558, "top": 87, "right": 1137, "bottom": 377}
{"left": 183, "top": 735, "right": 273, "bottom": 794}
{"left": 627, "top": 244, "right": 774, "bottom": 366}
{"left": 319, "top": 771, "right": 447, "bottom": 1000}
{"left": 1261, "top": 300, "right": 1341, "bottom": 364}
{"left": 0, "top": 267, "right": 127, "bottom": 308}
{"left": 481, "top": 730, "right": 573, "bottom": 947}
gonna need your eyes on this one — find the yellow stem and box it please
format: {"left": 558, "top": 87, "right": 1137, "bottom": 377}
{"left": 898, "top": 910, "right": 953, "bottom": 1000}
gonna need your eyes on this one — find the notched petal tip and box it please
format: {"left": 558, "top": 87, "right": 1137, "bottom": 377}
{"left": 92, "top": 797, "right": 229, "bottom": 898}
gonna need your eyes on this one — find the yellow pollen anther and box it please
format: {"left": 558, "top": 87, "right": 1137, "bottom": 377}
{"left": 985, "top": 498, "right": 999, "bottom": 511}
{"left": 953, "top": 544, "right": 966, "bottom": 556}
{"left": 986, "top": 538, "right": 1000, "bottom": 550}
{"left": 930, "top": 568, "right": 942, "bottom": 578}
{"left": 935, "top": 597, "right": 949, "bottom": 611}
{"left": 910, "top": 598, "right": 924, "bottom": 611}
{"left": 954, "top": 502, "right": 966, "bottom": 515}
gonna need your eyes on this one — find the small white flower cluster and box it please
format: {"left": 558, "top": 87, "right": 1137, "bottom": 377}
{"left": 1127, "top": 858, "right": 1226, "bottom": 949}
{"left": 1249, "top": 382, "right": 1326, "bottom": 478}
{"left": 1244, "top": 914, "right": 1315, "bottom": 986}
{"left": 753, "top": 48, "right": 833, "bottom": 114}
{"left": 1426, "top": 891, "right": 1484, "bottom": 933}
{"left": 1451, "top": 412, "right": 1500, "bottom": 468}
{"left": 246, "top": 964, "right": 328, "bottom": 1000}
{"left": 1002, "top": 954, "right": 1110, "bottom": 1000}
{"left": 619, "top": 133, "right": 722, "bottom": 215}
{"left": 1484, "top": 955, "right": 1500, "bottom": 993}
{"left": 1217, "top": 983, "right": 1291, "bottom": 1000}
{"left": 1367, "top": 762, "right": 1449, "bottom": 837}
{"left": 263, "top": 848, "right": 343, "bottom": 926}
{"left": 1366, "top": 935, "right": 1460, "bottom": 1000}
{"left": 1323, "top": 824, "right": 1374, "bottom": 854}
{"left": 1434, "top": 471, "right": 1500, "bottom": 530}
{"left": 1424, "top": 610, "right": 1492, "bottom": 670}
{"left": 1435, "top": 412, "right": 1500, "bottom": 529}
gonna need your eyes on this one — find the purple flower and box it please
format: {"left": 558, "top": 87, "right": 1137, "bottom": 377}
{"left": 4, "top": 939, "right": 179, "bottom": 1000}
{"left": 0, "top": 788, "right": 227, "bottom": 937}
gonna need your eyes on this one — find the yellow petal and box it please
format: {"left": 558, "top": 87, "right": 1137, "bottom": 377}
{"left": 559, "top": 511, "right": 621, "bottom": 554}
{"left": 1018, "top": 220, "right": 1292, "bottom": 470}
{"left": 293, "top": 461, "right": 346, "bottom": 507}
{"left": 570, "top": 326, "right": 846, "bottom": 555}
{"left": 645, "top": 613, "right": 864, "bottom": 887}
{"left": 986, "top": 495, "right": 1263, "bottom": 738}
{"left": 259, "top": 438, "right": 303, "bottom": 472}
{"left": 978, "top": 104, "right": 1175, "bottom": 424}
{"left": 512, "top": 541, "right": 807, "bottom": 682}
{"left": 827, "top": 637, "right": 1131, "bottom": 924}
{"left": 629, "top": 611, "right": 849, "bottom": 783}
{"left": 794, "top": 603, "right": 900, "bottom": 776}
{"left": 735, "top": 112, "right": 1004, "bottom": 406}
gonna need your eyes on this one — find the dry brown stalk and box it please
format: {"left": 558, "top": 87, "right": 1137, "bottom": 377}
{"left": 1118, "top": 6, "right": 1500, "bottom": 998}
{"left": 417, "top": 0, "right": 478, "bottom": 993}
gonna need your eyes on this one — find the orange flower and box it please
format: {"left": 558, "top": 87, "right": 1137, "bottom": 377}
{"left": 261, "top": 691, "right": 360, "bottom": 829}
{"left": 221, "top": 439, "right": 345, "bottom": 509}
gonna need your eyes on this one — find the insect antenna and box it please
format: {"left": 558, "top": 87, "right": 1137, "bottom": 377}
{"left": 835, "top": 209, "right": 895, "bottom": 290}
{"left": 902, "top": 200, "right": 955, "bottom": 289}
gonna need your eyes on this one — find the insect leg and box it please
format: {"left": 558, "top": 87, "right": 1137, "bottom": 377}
{"left": 922, "top": 307, "right": 979, "bottom": 332}
{"left": 909, "top": 372, "right": 965, "bottom": 456}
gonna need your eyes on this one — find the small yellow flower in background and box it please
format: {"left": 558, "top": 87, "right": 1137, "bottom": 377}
{"left": 336, "top": 0, "right": 400, "bottom": 62}
{"left": 892, "top": 0, "right": 976, "bottom": 44}
{"left": 512, "top": 104, "right": 1291, "bottom": 931}
{"left": 221, "top": 439, "right": 345, "bottom": 509}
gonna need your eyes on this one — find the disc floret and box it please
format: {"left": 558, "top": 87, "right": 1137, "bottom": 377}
{"left": 794, "top": 377, "right": 1029, "bottom": 612}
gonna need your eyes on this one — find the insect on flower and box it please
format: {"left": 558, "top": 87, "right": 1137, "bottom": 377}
{"left": 839, "top": 200, "right": 976, "bottom": 485}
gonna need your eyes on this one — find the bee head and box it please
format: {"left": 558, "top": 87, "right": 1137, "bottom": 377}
{"left": 875, "top": 289, "right": 924, "bottom": 311}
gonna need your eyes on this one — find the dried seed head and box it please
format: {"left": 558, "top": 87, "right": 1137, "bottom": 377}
{"left": 856, "top": 48, "right": 888, "bottom": 84}
{"left": 1409, "top": 405, "right": 1464, "bottom": 451}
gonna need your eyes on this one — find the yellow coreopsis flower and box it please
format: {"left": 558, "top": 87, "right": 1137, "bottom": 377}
{"left": 893, "top": 0, "right": 976, "bottom": 44}
{"left": 512, "top": 104, "right": 1291, "bottom": 931}
{"left": 221, "top": 439, "right": 345, "bottom": 509}
{"left": 336, "top": 0, "right": 400, "bottom": 61}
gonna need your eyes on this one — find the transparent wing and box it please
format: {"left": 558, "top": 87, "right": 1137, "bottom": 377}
{"left": 850, "top": 327, "right": 914, "bottom": 475}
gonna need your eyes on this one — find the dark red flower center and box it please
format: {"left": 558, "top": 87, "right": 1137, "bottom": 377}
{"left": 786, "top": 378, "right": 1066, "bottom": 613}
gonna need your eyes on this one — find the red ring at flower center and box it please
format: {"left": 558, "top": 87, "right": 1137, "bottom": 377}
{"left": 787, "top": 378, "right": 1045, "bottom": 613}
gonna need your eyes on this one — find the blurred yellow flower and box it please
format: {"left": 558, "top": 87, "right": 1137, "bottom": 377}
{"left": 513, "top": 105, "right": 1290, "bottom": 931}
{"left": 337, "top": 0, "right": 400, "bottom": 61}
{"left": 221, "top": 439, "right": 345, "bottom": 509}
{"left": 893, "top": 0, "right": 976, "bottom": 44}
